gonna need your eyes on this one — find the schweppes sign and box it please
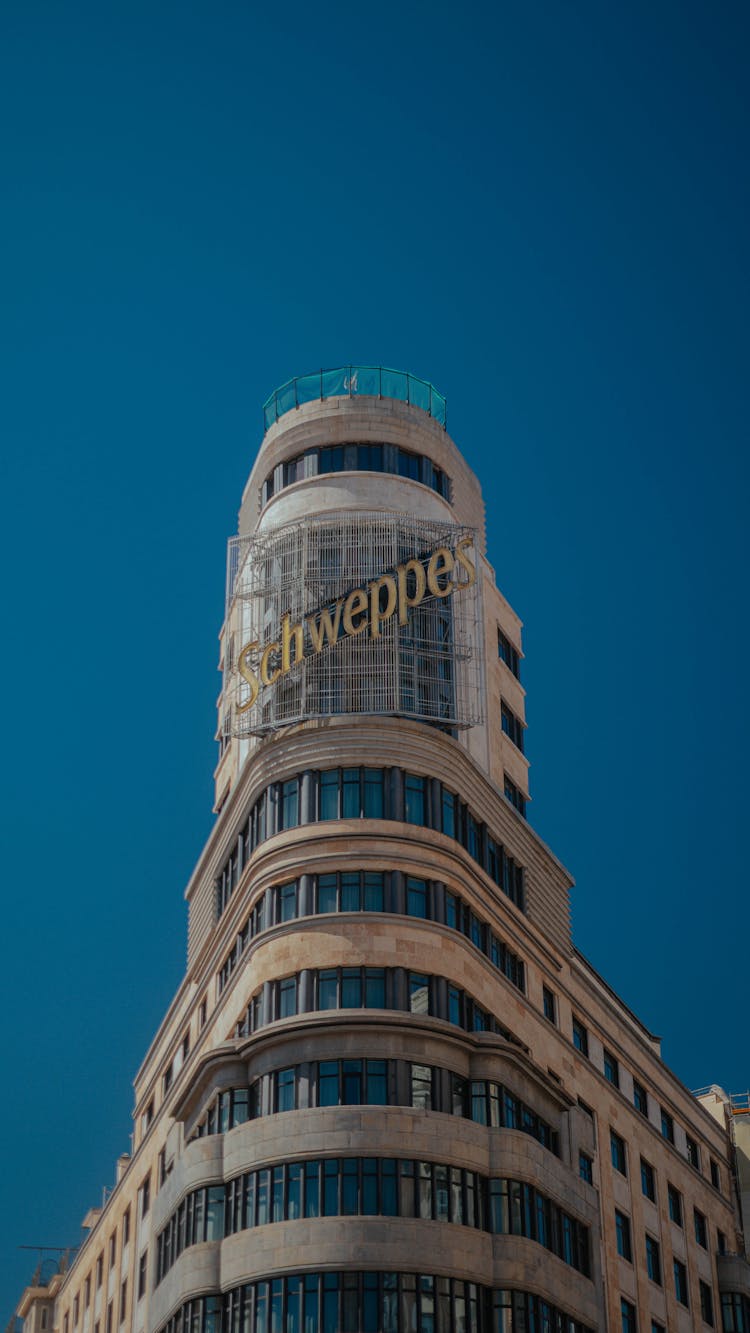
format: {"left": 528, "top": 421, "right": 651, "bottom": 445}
{"left": 236, "top": 534, "right": 476, "bottom": 715}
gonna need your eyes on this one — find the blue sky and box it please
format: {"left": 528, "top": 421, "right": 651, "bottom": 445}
{"left": 1, "top": 0, "right": 748, "bottom": 1313}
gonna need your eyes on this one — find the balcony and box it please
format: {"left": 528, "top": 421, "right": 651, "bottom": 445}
{"left": 263, "top": 365, "right": 447, "bottom": 433}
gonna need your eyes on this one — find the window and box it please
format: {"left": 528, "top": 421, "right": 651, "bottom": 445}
{"left": 406, "top": 876, "right": 428, "bottom": 918}
{"left": 579, "top": 1153, "right": 593, "bottom": 1184}
{"left": 620, "top": 1298, "right": 636, "bottom": 1333}
{"left": 119, "top": 1281, "right": 127, "bottom": 1325}
{"left": 105, "top": 1305, "right": 112, "bottom": 1333}
{"left": 278, "top": 878, "right": 298, "bottom": 921}
{"left": 543, "top": 986, "right": 557, "bottom": 1024}
{"left": 411, "top": 1064, "right": 433, "bottom": 1110}
{"left": 108, "top": 1233, "right": 116, "bottom": 1266}
{"left": 651, "top": 1323, "right": 665, "bottom": 1333}
{"left": 660, "top": 1107, "right": 674, "bottom": 1143}
{"left": 686, "top": 1134, "right": 701, "bottom": 1169}
{"left": 711, "top": 1158, "right": 721, "bottom": 1191}
{"left": 140, "top": 1173, "right": 150, "bottom": 1218}
{"left": 572, "top": 1016, "right": 589, "bottom": 1056}
{"left": 137, "top": 1252, "right": 147, "bottom": 1301}
{"left": 280, "top": 778, "right": 299, "bottom": 829}
{"left": 278, "top": 975, "right": 297, "bottom": 1018}
{"left": 718, "top": 1229, "right": 727, "bottom": 1255}
{"left": 84, "top": 1279, "right": 90, "bottom": 1308}
{"left": 667, "top": 1183, "right": 683, "bottom": 1226}
{"left": 141, "top": 1099, "right": 154, "bottom": 1135}
{"left": 615, "top": 1210, "right": 632, "bottom": 1261}
{"left": 632, "top": 1079, "right": 648, "bottom": 1116}
{"left": 404, "top": 773, "right": 426, "bottom": 825}
{"left": 610, "top": 1130, "right": 627, "bottom": 1176}
{"left": 409, "top": 973, "right": 430, "bottom": 1015}
{"left": 501, "top": 700, "right": 525, "bottom": 752}
{"left": 645, "top": 1235, "right": 661, "bottom": 1285}
{"left": 199, "top": 996, "right": 207, "bottom": 1029}
{"left": 503, "top": 773, "right": 527, "bottom": 817}
{"left": 122, "top": 1208, "right": 130, "bottom": 1246}
{"left": 220, "top": 765, "right": 530, "bottom": 921}
{"left": 73, "top": 1299, "right": 79, "bottom": 1326}
{"left": 95, "top": 1257, "right": 103, "bottom": 1290}
{"left": 275, "top": 1067, "right": 296, "bottom": 1112}
{"left": 497, "top": 627, "right": 521, "bottom": 678}
{"left": 674, "top": 1259, "right": 689, "bottom": 1307}
{"left": 694, "top": 1208, "right": 708, "bottom": 1248}
{"left": 640, "top": 1158, "right": 655, "bottom": 1202}
{"left": 700, "top": 1281, "right": 714, "bottom": 1326}
{"left": 604, "top": 1050, "right": 619, "bottom": 1088}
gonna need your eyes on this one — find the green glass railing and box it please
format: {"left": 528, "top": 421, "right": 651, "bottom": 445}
{"left": 263, "top": 365, "right": 447, "bottom": 433}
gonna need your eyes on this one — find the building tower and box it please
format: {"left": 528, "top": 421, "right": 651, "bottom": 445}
{"left": 14, "top": 368, "right": 750, "bottom": 1333}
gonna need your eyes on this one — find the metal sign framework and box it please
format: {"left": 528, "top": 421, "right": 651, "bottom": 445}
{"left": 223, "top": 512, "right": 485, "bottom": 738}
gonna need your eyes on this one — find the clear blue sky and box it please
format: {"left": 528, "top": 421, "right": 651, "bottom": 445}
{"left": 1, "top": 0, "right": 748, "bottom": 1313}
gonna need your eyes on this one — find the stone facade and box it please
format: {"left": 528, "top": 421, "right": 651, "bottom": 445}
{"left": 15, "top": 373, "right": 750, "bottom": 1333}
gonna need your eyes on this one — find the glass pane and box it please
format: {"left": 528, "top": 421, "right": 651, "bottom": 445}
{"left": 365, "top": 969, "right": 385, "bottom": 1008}
{"left": 321, "top": 368, "right": 348, "bottom": 400}
{"left": 355, "top": 366, "right": 380, "bottom": 397}
{"left": 317, "top": 875, "right": 337, "bottom": 912}
{"left": 381, "top": 368, "right": 407, "bottom": 402}
{"left": 363, "top": 769, "right": 384, "bottom": 817}
{"left": 342, "top": 769, "right": 360, "bottom": 818}
{"left": 381, "top": 1161, "right": 398, "bottom": 1215}
{"left": 304, "top": 1163, "right": 320, "bottom": 1218}
{"left": 340, "top": 873, "right": 360, "bottom": 912}
{"left": 279, "top": 882, "right": 298, "bottom": 922}
{"left": 366, "top": 1060, "right": 387, "bottom": 1105}
{"left": 323, "top": 1160, "right": 339, "bottom": 1216}
{"left": 405, "top": 775, "right": 425, "bottom": 824}
{"left": 364, "top": 873, "right": 384, "bottom": 911}
{"left": 318, "top": 972, "right": 339, "bottom": 1009}
{"left": 342, "top": 1160, "right": 359, "bottom": 1215}
{"left": 318, "top": 1063, "right": 338, "bottom": 1106}
{"left": 407, "top": 877, "right": 428, "bottom": 918}
{"left": 343, "top": 1060, "right": 363, "bottom": 1104}
{"left": 409, "top": 376, "right": 430, "bottom": 413}
{"left": 341, "top": 969, "right": 362, "bottom": 1007}
{"left": 319, "top": 772, "right": 339, "bottom": 821}
{"left": 409, "top": 974, "right": 429, "bottom": 1014}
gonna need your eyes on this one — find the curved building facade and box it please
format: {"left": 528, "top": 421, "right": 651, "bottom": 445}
{"left": 15, "top": 370, "right": 750, "bottom": 1333}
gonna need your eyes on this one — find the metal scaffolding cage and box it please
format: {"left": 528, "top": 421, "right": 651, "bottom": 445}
{"left": 223, "top": 513, "right": 485, "bottom": 738}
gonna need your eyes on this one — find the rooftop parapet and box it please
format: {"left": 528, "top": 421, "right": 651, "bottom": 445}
{"left": 263, "top": 365, "right": 447, "bottom": 434}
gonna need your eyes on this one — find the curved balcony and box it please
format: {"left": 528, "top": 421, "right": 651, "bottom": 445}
{"left": 263, "top": 366, "right": 447, "bottom": 433}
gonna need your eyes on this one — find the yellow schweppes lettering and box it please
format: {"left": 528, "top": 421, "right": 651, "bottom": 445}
{"left": 234, "top": 536, "right": 476, "bottom": 717}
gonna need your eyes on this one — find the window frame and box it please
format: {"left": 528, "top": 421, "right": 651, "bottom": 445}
{"left": 615, "top": 1209, "right": 632, "bottom": 1261}
{"left": 645, "top": 1233, "right": 661, "bottom": 1285}
{"left": 572, "top": 1016, "right": 589, "bottom": 1057}
{"left": 603, "top": 1049, "right": 620, "bottom": 1088}
{"left": 610, "top": 1130, "right": 627, "bottom": 1177}
{"left": 640, "top": 1158, "right": 656, "bottom": 1202}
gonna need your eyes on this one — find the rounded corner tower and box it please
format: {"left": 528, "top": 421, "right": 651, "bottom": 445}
{"left": 172, "top": 367, "right": 591, "bottom": 1331}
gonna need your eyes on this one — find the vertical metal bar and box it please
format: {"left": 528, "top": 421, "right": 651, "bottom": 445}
{"left": 349, "top": 365, "right": 353, "bottom": 397}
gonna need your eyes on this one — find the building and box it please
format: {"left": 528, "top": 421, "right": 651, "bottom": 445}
{"left": 14, "top": 366, "right": 750, "bottom": 1333}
